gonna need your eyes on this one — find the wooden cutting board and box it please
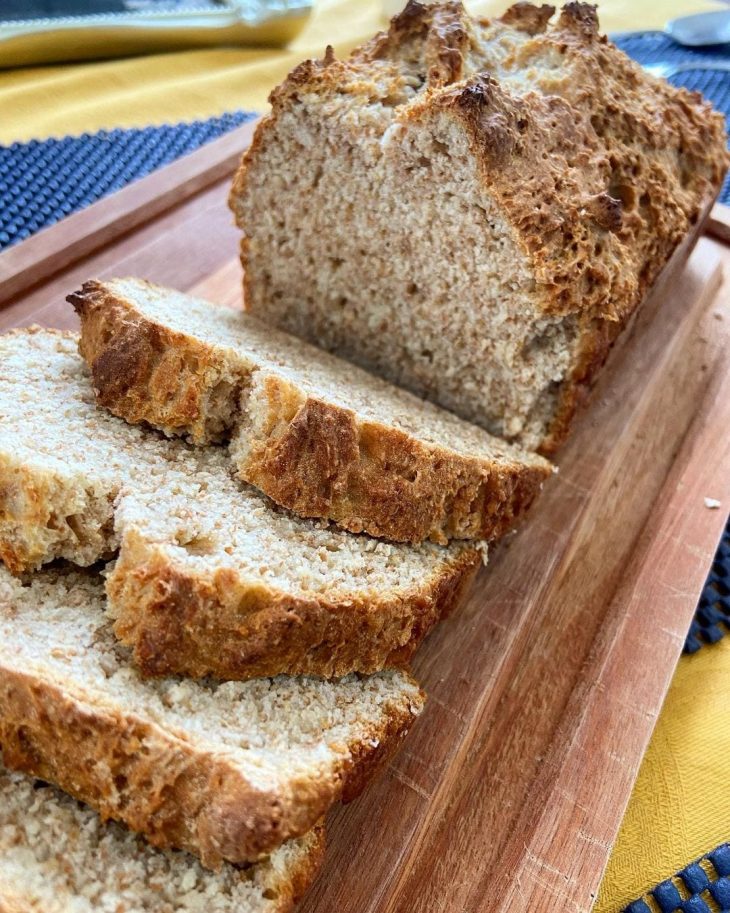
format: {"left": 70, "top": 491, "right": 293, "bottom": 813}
{"left": 1, "top": 122, "right": 729, "bottom": 913}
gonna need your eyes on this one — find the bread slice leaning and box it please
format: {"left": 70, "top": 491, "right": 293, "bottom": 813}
{"left": 0, "top": 328, "right": 478, "bottom": 680}
{"left": 0, "top": 565, "right": 422, "bottom": 869}
{"left": 0, "top": 761, "right": 324, "bottom": 913}
{"left": 70, "top": 277, "right": 552, "bottom": 545}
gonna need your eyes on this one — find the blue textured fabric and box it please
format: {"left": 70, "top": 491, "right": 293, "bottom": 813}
{"left": 625, "top": 845, "right": 730, "bottom": 912}
{"left": 0, "top": 111, "right": 254, "bottom": 248}
{"left": 685, "top": 521, "right": 730, "bottom": 654}
{"left": 655, "top": 880, "right": 684, "bottom": 912}
{"left": 711, "top": 845, "right": 730, "bottom": 878}
{"left": 680, "top": 897, "right": 712, "bottom": 913}
{"left": 625, "top": 902, "right": 653, "bottom": 913}
{"left": 711, "top": 877, "right": 730, "bottom": 909}
{"left": 681, "top": 863, "right": 711, "bottom": 895}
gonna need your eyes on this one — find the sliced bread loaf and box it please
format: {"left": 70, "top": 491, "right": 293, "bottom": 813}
{"left": 0, "top": 328, "right": 479, "bottom": 679}
{"left": 0, "top": 760, "right": 324, "bottom": 913}
{"left": 70, "top": 277, "right": 551, "bottom": 545}
{"left": 231, "top": 1, "right": 728, "bottom": 454}
{"left": 0, "top": 564, "right": 422, "bottom": 869}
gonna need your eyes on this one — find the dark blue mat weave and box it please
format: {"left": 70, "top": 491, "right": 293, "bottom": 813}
{"left": 686, "top": 523, "right": 730, "bottom": 654}
{"left": 624, "top": 842, "right": 730, "bottom": 913}
{"left": 0, "top": 111, "right": 255, "bottom": 247}
{"left": 0, "top": 35, "right": 728, "bottom": 656}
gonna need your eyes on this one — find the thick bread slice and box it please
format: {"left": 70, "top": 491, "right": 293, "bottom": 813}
{"left": 0, "top": 328, "right": 479, "bottom": 679}
{"left": 0, "top": 565, "right": 421, "bottom": 869}
{"left": 0, "top": 761, "right": 324, "bottom": 913}
{"left": 70, "top": 277, "right": 552, "bottom": 545}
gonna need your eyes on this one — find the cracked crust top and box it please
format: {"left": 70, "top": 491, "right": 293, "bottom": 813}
{"left": 231, "top": 2, "right": 728, "bottom": 453}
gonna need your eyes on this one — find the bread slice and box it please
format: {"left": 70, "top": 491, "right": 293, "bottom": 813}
{"left": 231, "top": 1, "right": 728, "bottom": 454}
{"left": 0, "top": 564, "right": 422, "bottom": 869}
{"left": 0, "top": 761, "right": 324, "bottom": 913}
{"left": 69, "top": 277, "right": 551, "bottom": 545}
{"left": 0, "top": 328, "right": 478, "bottom": 679}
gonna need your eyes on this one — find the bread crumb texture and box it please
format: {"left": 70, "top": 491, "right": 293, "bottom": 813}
{"left": 0, "top": 327, "right": 479, "bottom": 678}
{"left": 232, "top": 1, "right": 729, "bottom": 453}
{"left": 70, "top": 277, "right": 551, "bottom": 545}
{"left": 0, "top": 759, "right": 324, "bottom": 913}
{"left": 0, "top": 564, "right": 421, "bottom": 867}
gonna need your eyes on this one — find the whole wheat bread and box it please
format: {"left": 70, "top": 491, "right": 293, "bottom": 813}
{"left": 0, "top": 327, "right": 479, "bottom": 679}
{"left": 231, "top": 1, "right": 728, "bottom": 454}
{"left": 0, "top": 564, "right": 422, "bottom": 869}
{"left": 0, "top": 760, "right": 324, "bottom": 913}
{"left": 70, "top": 277, "right": 551, "bottom": 545}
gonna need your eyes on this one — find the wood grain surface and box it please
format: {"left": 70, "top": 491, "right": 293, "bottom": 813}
{"left": 0, "top": 144, "right": 728, "bottom": 913}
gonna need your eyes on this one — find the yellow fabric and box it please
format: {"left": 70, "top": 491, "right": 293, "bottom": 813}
{"left": 0, "top": 0, "right": 725, "bottom": 143}
{"left": 1, "top": 3, "right": 728, "bottom": 911}
{"left": 596, "top": 635, "right": 730, "bottom": 912}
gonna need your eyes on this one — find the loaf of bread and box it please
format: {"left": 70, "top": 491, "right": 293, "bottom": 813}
{"left": 0, "top": 564, "right": 422, "bottom": 869}
{"left": 71, "top": 277, "right": 551, "bottom": 545}
{"left": 0, "top": 760, "right": 324, "bottom": 913}
{"left": 0, "top": 327, "right": 479, "bottom": 679}
{"left": 231, "top": 0, "right": 728, "bottom": 453}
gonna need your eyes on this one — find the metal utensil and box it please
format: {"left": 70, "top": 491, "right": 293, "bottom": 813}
{"left": 665, "top": 9, "right": 730, "bottom": 47}
{"left": 644, "top": 60, "right": 730, "bottom": 78}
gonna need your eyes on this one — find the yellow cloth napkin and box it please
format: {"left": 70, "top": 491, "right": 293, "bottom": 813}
{"left": 1, "top": 3, "right": 728, "bottom": 911}
{"left": 0, "top": 0, "right": 725, "bottom": 144}
{"left": 596, "top": 635, "right": 730, "bottom": 911}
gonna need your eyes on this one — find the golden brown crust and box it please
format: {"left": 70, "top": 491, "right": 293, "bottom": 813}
{"left": 499, "top": 2, "right": 555, "bottom": 34}
{"left": 231, "top": 1, "right": 729, "bottom": 453}
{"left": 108, "top": 526, "right": 479, "bottom": 679}
{"left": 278, "top": 824, "right": 326, "bottom": 913}
{"left": 403, "top": 4, "right": 728, "bottom": 451}
{"left": 71, "top": 280, "right": 551, "bottom": 544}
{"left": 0, "top": 455, "right": 116, "bottom": 575}
{"left": 70, "top": 282, "right": 241, "bottom": 445}
{"left": 240, "top": 376, "right": 549, "bottom": 544}
{"left": 0, "top": 664, "right": 416, "bottom": 869}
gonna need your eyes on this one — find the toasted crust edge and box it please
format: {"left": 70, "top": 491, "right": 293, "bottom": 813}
{"left": 0, "top": 663, "right": 420, "bottom": 869}
{"left": 271, "top": 824, "right": 327, "bottom": 913}
{"left": 70, "top": 279, "right": 551, "bottom": 545}
{"left": 535, "top": 191, "right": 721, "bottom": 455}
{"left": 108, "top": 526, "right": 480, "bottom": 679}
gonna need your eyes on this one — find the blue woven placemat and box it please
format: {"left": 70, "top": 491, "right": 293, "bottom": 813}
{"left": 0, "top": 35, "right": 728, "bottom": 655}
{"left": 625, "top": 842, "right": 730, "bottom": 913}
{"left": 0, "top": 111, "right": 254, "bottom": 247}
